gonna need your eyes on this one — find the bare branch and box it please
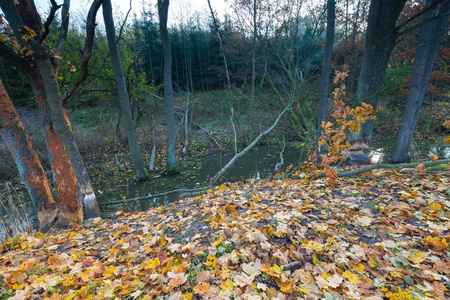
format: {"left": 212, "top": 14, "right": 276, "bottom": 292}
{"left": 39, "top": 0, "right": 62, "bottom": 44}
{"left": 53, "top": 0, "right": 70, "bottom": 56}
{"left": 209, "top": 101, "right": 293, "bottom": 187}
{"left": 63, "top": 0, "right": 104, "bottom": 104}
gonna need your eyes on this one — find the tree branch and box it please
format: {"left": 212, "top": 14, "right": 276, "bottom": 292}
{"left": 63, "top": 0, "right": 104, "bottom": 104}
{"left": 53, "top": 0, "right": 70, "bottom": 56}
{"left": 39, "top": 0, "right": 62, "bottom": 44}
{"left": 209, "top": 101, "right": 293, "bottom": 187}
{"left": 291, "top": 158, "right": 450, "bottom": 179}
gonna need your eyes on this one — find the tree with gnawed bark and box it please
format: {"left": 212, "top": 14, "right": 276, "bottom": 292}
{"left": 0, "top": 78, "right": 59, "bottom": 230}
{"left": 0, "top": 0, "right": 100, "bottom": 220}
{"left": 391, "top": 0, "right": 450, "bottom": 163}
{"left": 158, "top": 0, "right": 178, "bottom": 173}
{"left": 102, "top": 0, "right": 147, "bottom": 181}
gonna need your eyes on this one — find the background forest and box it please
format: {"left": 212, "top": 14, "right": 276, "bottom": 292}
{"left": 0, "top": 0, "right": 449, "bottom": 228}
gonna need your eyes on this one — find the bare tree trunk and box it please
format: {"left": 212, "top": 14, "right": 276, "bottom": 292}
{"left": 103, "top": 0, "right": 147, "bottom": 180}
{"left": 250, "top": 0, "right": 257, "bottom": 141}
{"left": 0, "top": 79, "right": 58, "bottom": 230}
{"left": 207, "top": 0, "right": 231, "bottom": 88}
{"left": 148, "top": 114, "right": 157, "bottom": 172}
{"left": 158, "top": 0, "right": 178, "bottom": 173}
{"left": 391, "top": 0, "right": 449, "bottom": 163}
{"left": 317, "top": 0, "right": 336, "bottom": 150}
{"left": 350, "top": 0, "right": 407, "bottom": 141}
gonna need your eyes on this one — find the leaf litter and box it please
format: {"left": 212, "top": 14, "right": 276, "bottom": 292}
{"left": 0, "top": 168, "right": 449, "bottom": 299}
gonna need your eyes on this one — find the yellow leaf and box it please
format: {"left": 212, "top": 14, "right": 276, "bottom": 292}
{"left": 405, "top": 250, "right": 426, "bottom": 264}
{"left": 352, "top": 263, "right": 365, "bottom": 274}
{"left": 271, "top": 264, "right": 283, "bottom": 274}
{"left": 182, "top": 293, "right": 193, "bottom": 299}
{"left": 213, "top": 236, "right": 224, "bottom": 247}
{"left": 302, "top": 240, "right": 324, "bottom": 252}
{"left": 204, "top": 255, "right": 217, "bottom": 268}
{"left": 275, "top": 278, "right": 293, "bottom": 292}
{"left": 297, "top": 284, "right": 310, "bottom": 294}
{"left": 104, "top": 266, "right": 116, "bottom": 278}
{"left": 145, "top": 257, "right": 161, "bottom": 270}
{"left": 343, "top": 270, "right": 361, "bottom": 285}
{"left": 220, "top": 280, "right": 234, "bottom": 291}
{"left": 428, "top": 202, "right": 442, "bottom": 213}
{"left": 70, "top": 64, "right": 77, "bottom": 72}
{"left": 425, "top": 237, "right": 448, "bottom": 251}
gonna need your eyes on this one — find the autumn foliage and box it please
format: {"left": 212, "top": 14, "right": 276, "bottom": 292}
{"left": 303, "top": 69, "right": 376, "bottom": 186}
{"left": 1, "top": 168, "right": 449, "bottom": 299}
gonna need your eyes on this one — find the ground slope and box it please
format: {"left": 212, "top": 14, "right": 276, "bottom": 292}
{"left": 1, "top": 168, "right": 449, "bottom": 299}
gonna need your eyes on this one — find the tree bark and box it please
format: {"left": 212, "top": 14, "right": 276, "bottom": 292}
{"left": 33, "top": 50, "right": 100, "bottom": 219}
{"left": 158, "top": 0, "right": 178, "bottom": 173}
{"left": 0, "top": 0, "right": 100, "bottom": 220}
{"left": 0, "top": 79, "right": 58, "bottom": 230}
{"left": 103, "top": 0, "right": 147, "bottom": 180}
{"left": 316, "top": 0, "right": 336, "bottom": 149}
{"left": 391, "top": 0, "right": 450, "bottom": 163}
{"left": 27, "top": 68, "right": 84, "bottom": 226}
{"left": 351, "top": 0, "right": 407, "bottom": 141}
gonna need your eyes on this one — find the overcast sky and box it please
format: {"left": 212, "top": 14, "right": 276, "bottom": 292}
{"left": 33, "top": 0, "right": 229, "bottom": 26}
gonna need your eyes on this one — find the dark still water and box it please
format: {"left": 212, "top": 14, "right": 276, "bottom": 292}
{"left": 94, "top": 146, "right": 306, "bottom": 214}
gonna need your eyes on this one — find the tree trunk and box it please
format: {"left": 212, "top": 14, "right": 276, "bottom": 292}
{"left": 316, "top": 0, "right": 336, "bottom": 150}
{"left": 103, "top": 0, "right": 147, "bottom": 180}
{"left": 0, "top": 79, "right": 58, "bottom": 230}
{"left": 33, "top": 51, "right": 100, "bottom": 219}
{"left": 0, "top": 0, "right": 100, "bottom": 220}
{"left": 27, "top": 68, "right": 84, "bottom": 226}
{"left": 391, "top": 0, "right": 449, "bottom": 163}
{"left": 158, "top": 0, "right": 178, "bottom": 173}
{"left": 351, "top": 0, "right": 407, "bottom": 141}
{"left": 250, "top": 0, "right": 257, "bottom": 141}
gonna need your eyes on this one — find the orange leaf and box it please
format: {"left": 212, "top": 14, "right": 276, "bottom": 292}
{"left": 193, "top": 283, "right": 210, "bottom": 295}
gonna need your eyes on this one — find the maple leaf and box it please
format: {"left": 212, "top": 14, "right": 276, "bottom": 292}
{"left": 204, "top": 255, "right": 217, "bottom": 268}
{"left": 168, "top": 271, "right": 187, "bottom": 288}
{"left": 343, "top": 270, "right": 361, "bottom": 285}
{"left": 302, "top": 240, "right": 324, "bottom": 252}
{"left": 10, "top": 271, "right": 27, "bottom": 285}
{"left": 104, "top": 265, "right": 116, "bottom": 278}
{"left": 193, "top": 282, "right": 210, "bottom": 295}
{"left": 242, "top": 262, "right": 261, "bottom": 277}
{"left": 234, "top": 272, "right": 255, "bottom": 287}
{"left": 415, "top": 163, "right": 426, "bottom": 174}
{"left": 275, "top": 277, "right": 293, "bottom": 292}
{"left": 220, "top": 280, "right": 234, "bottom": 291}
{"left": 404, "top": 250, "right": 426, "bottom": 264}
{"left": 424, "top": 237, "right": 448, "bottom": 251}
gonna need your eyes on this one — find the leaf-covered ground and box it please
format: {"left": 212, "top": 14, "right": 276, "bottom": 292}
{"left": 1, "top": 168, "right": 449, "bottom": 299}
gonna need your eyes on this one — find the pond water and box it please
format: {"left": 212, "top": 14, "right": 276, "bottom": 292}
{"left": 94, "top": 146, "right": 306, "bottom": 215}
{"left": 1, "top": 138, "right": 449, "bottom": 239}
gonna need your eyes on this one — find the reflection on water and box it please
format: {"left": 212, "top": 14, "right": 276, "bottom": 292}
{"left": 2, "top": 140, "right": 449, "bottom": 225}
{"left": 369, "top": 138, "right": 450, "bottom": 163}
{"left": 95, "top": 146, "right": 306, "bottom": 214}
